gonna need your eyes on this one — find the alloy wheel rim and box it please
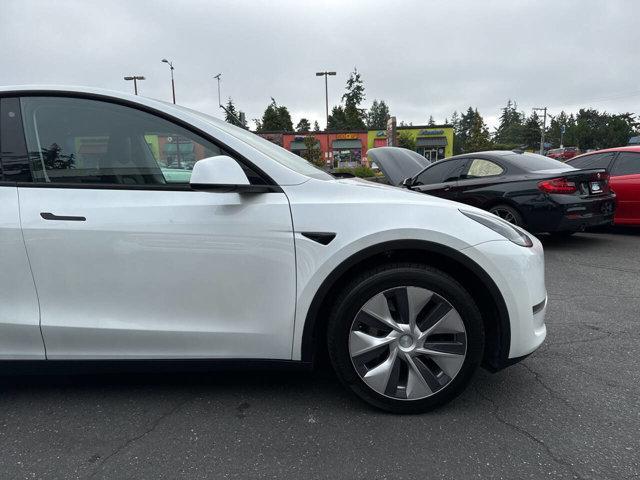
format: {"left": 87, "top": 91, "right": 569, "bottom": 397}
{"left": 349, "top": 286, "right": 467, "bottom": 401}
{"left": 491, "top": 208, "right": 517, "bottom": 224}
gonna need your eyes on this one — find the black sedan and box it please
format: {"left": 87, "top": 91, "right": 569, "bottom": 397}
{"left": 368, "top": 148, "right": 616, "bottom": 234}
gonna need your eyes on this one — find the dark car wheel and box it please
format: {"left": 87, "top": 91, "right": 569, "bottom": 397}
{"left": 327, "top": 263, "right": 484, "bottom": 414}
{"left": 489, "top": 204, "right": 523, "bottom": 227}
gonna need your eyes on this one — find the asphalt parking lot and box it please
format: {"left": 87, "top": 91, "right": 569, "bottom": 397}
{"left": 0, "top": 228, "right": 638, "bottom": 480}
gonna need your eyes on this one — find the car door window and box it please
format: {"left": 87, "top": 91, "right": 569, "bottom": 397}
{"left": 611, "top": 152, "right": 640, "bottom": 176}
{"left": 413, "top": 159, "right": 466, "bottom": 185}
{"left": 19, "top": 96, "right": 259, "bottom": 186}
{"left": 569, "top": 152, "right": 615, "bottom": 170}
{"left": 461, "top": 159, "right": 504, "bottom": 179}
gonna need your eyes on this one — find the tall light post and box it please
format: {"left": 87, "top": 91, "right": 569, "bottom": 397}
{"left": 315, "top": 71, "right": 336, "bottom": 130}
{"left": 533, "top": 106, "right": 548, "bottom": 155}
{"left": 161, "top": 58, "right": 176, "bottom": 104}
{"left": 213, "top": 73, "right": 222, "bottom": 107}
{"left": 123, "top": 75, "right": 145, "bottom": 95}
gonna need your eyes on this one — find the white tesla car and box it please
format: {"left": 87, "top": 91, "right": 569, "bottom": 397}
{"left": 0, "top": 86, "right": 546, "bottom": 412}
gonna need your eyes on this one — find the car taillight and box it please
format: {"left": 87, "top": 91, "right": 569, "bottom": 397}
{"left": 538, "top": 177, "right": 577, "bottom": 194}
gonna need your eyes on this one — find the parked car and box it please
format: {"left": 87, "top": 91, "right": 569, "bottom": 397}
{"left": 547, "top": 147, "right": 579, "bottom": 161}
{"left": 369, "top": 148, "right": 616, "bottom": 235}
{"left": 0, "top": 86, "right": 547, "bottom": 413}
{"left": 566, "top": 146, "right": 640, "bottom": 225}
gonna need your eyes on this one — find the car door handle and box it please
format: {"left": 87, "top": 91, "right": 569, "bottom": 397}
{"left": 443, "top": 186, "right": 452, "bottom": 191}
{"left": 40, "top": 212, "right": 86, "bottom": 222}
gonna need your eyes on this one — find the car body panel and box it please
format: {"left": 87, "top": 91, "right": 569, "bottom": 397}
{"left": 609, "top": 173, "right": 640, "bottom": 224}
{"left": 18, "top": 186, "right": 297, "bottom": 359}
{"left": 0, "top": 187, "right": 45, "bottom": 359}
{"left": 284, "top": 177, "right": 511, "bottom": 360}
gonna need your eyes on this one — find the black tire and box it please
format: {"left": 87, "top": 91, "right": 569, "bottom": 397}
{"left": 327, "top": 262, "right": 484, "bottom": 414}
{"left": 488, "top": 204, "right": 524, "bottom": 227}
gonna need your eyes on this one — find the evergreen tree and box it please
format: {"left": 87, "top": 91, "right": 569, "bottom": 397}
{"left": 224, "top": 98, "right": 247, "bottom": 128}
{"left": 257, "top": 98, "right": 294, "bottom": 132}
{"left": 327, "top": 105, "right": 349, "bottom": 130}
{"left": 397, "top": 131, "right": 416, "bottom": 150}
{"left": 366, "top": 99, "right": 390, "bottom": 129}
{"left": 465, "top": 109, "right": 492, "bottom": 152}
{"left": 302, "top": 135, "right": 323, "bottom": 167}
{"left": 494, "top": 100, "right": 524, "bottom": 147}
{"left": 522, "top": 112, "right": 542, "bottom": 150}
{"left": 327, "top": 68, "right": 367, "bottom": 130}
{"left": 427, "top": 115, "right": 435, "bottom": 126}
{"left": 296, "top": 118, "right": 311, "bottom": 133}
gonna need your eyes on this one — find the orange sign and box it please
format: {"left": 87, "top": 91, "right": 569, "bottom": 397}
{"left": 336, "top": 133, "right": 359, "bottom": 140}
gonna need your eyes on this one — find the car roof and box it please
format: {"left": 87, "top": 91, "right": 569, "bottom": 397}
{"left": 571, "top": 145, "right": 640, "bottom": 159}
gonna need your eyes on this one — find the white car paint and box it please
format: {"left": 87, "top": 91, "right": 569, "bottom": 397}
{"left": 0, "top": 85, "right": 546, "bottom": 365}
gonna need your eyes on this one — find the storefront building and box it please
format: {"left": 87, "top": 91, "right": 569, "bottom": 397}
{"left": 367, "top": 125, "right": 454, "bottom": 162}
{"left": 260, "top": 130, "right": 370, "bottom": 167}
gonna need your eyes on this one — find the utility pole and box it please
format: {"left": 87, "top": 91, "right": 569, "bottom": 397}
{"left": 533, "top": 107, "right": 548, "bottom": 155}
{"left": 123, "top": 75, "right": 145, "bottom": 95}
{"left": 560, "top": 124, "right": 565, "bottom": 148}
{"left": 161, "top": 59, "right": 176, "bottom": 104}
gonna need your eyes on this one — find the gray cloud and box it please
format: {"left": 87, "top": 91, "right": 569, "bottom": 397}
{"left": 2, "top": 0, "right": 639, "bottom": 129}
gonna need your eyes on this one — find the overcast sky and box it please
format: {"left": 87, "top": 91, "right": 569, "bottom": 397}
{"left": 2, "top": 0, "right": 639, "bottom": 129}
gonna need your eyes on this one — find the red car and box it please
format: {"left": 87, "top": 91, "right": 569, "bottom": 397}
{"left": 547, "top": 147, "right": 579, "bottom": 161}
{"left": 567, "top": 146, "right": 640, "bottom": 225}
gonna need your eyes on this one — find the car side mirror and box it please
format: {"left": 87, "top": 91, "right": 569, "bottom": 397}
{"left": 190, "top": 155, "right": 264, "bottom": 192}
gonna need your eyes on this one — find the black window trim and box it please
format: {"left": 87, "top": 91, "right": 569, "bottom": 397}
{"left": 0, "top": 90, "right": 282, "bottom": 193}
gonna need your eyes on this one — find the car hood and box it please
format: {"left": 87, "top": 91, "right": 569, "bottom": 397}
{"left": 367, "top": 147, "right": 431, "bottom": 186}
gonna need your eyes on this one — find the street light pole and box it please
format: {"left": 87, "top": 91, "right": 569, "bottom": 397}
{"left": 533, "top": 106, "right": 548, "bottom": 155}
{"left": 161, "top": 59, "right": 176, "bottom": 104}
{"left": 123, "top": 75, "right": 145, "bottom": 95}
{"left": 213, "top": 73, "right": 222, "bottom": 107}
{"left": 315, "top": 71, "right": 336, "bottom": 131}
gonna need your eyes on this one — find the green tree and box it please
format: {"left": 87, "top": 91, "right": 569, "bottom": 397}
{"left": 313, "top": 120, "right": 321, "bottom": 132}
{"left": 397, "top": 131, "right": 416, "bottom": 150}
{"left": 494, "top": 100, "right": 525, "bottom": 147}
{"left": 450, "top": 110, "right": 462, "bottom": 154}
{"left": 296, "top": 118, "right": 311, "bottom": 132}
{"left": 302, "top": 135, "right": 323, "bottom": 167}
{"left": 465, "top": 110, "right": 493, "bottom": 152}
{"left": 522, "top": 112, "right": 542, "bottom": 150}
{"left": 427, "top": 115, "right": 435, "bottom": 126}
{"left": 224, "top": 98, "right": 247, "bottom": 128}
{"left": 328, "top": 68, "right": 367, "bottom": 130}
{"left": 256, "top": 98, "right": 294, "bottom": 132}
{"left": 327, "top": 105, "right": 349, "bottom": 130}
{"left": 342, "top": 68, "right": 366, "bottom": 129}
{"left": 366, "top": 99, "right": 390, "bottom": 129}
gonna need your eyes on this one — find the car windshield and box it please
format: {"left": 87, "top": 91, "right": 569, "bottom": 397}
{"left": 503, "top": 152, "right": 574, "bottom": 172}
{"left": 174, "top": 105, "right": 333, "bottom": 180}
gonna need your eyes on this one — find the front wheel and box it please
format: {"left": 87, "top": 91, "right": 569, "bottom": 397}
{"left": 327, "top": 263, "right": 484, "bottom": 413}
{"left": 488, "top": 204, "right": 523, "bottom": 227}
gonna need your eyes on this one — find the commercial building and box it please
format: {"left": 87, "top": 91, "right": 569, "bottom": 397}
{"left": 367, "top": 125, "right": 454, "bottom": 162}
{"left": 257, "top": 124, "right": 454, "bottom": 167}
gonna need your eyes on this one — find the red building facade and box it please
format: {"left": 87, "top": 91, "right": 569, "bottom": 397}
{"left": 260, "top": 131, "right": 370, "bottom": 167}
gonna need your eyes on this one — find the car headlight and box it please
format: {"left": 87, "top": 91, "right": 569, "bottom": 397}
{"left": 460, "top": 209, "right": 533, "bottom": 247}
